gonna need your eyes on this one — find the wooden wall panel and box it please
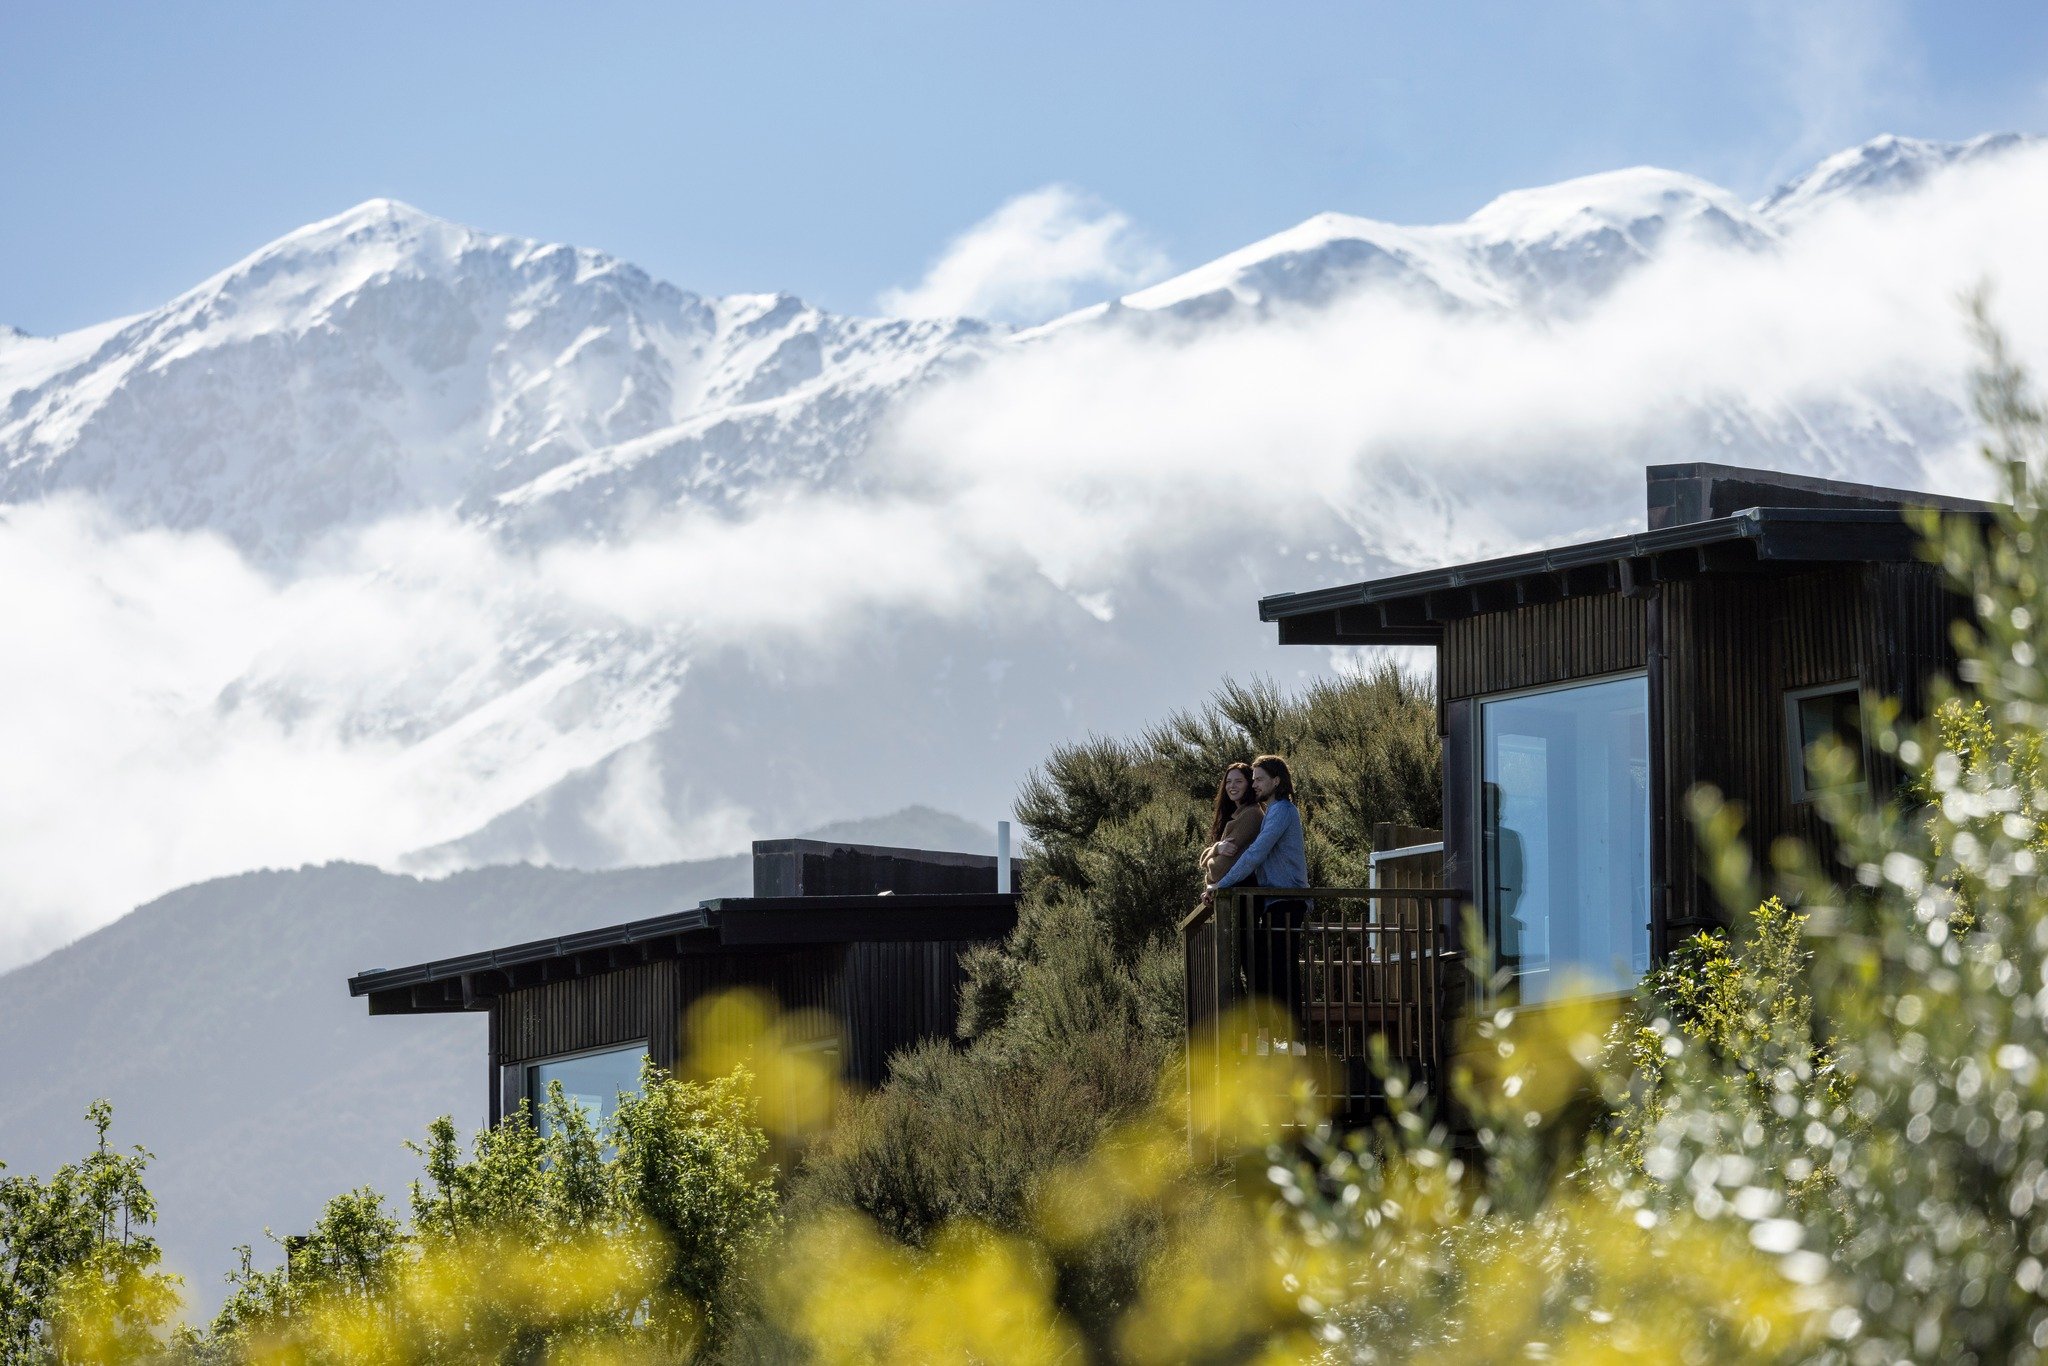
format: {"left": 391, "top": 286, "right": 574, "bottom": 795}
{"left": 1653, "top": 577, "right": 1703, "bottom": 948}
{"left": 490, "top": 960, "right": 677, "bottom": 1121}
{"left": 674, "top": 942, "right": 974, "bottom": 1089}
{"left": 496, "top": 961, "right": 674, "bottom": 1066}
{"left": 1654, "top": 565, "right": 1960, "bottom": 939}
{"left": 1441, "top": 594, "right": 1647, "bottom": 702}
{"left": 1659, "top": 574, "right": 1800, "bottom": 940}
{"left": 1428, "top": 561, "right": 1963, "bottom": 980}
{"left": 838, "top": 940, "right": 976, "bottom": 1086}
{"left": 489, "top": 936, "right": 996, "bottom": 1120}
{"left": 1440, "top": 594, "right": 1645, "bottom": 952}
{"left": 674, "top": 946, "right": 841, "bottom": 1071}
{"left": 1863, "top": 561, "right": 1963, "bottom": 738}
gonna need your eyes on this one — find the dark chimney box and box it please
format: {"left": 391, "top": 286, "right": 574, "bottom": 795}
{"left": 1646, "top": 461, "right": 1988, "bottom": 529}
{"left": 750, "top": 838, "right": 997, "bottom": 898}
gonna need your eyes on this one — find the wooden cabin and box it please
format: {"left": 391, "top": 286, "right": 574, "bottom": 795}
{"left": 1186, "top": 463, "right": 1989, "bottom": 1125}
{"left": 350, "top": 839, "right": 1016, "bottom": 1129}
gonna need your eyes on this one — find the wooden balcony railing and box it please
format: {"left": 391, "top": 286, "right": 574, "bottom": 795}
{"left": 1182, "top": 886, "right": 1466, "bottom": 1135}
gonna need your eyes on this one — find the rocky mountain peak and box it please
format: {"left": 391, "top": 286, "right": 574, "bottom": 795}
{"left": 1757, "top": 131, "right": 2036, "bottom": 223}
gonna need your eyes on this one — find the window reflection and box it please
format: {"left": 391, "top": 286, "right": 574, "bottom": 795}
{"left": 1481, "top": 675, "right": 1650, "bottom": 1003}
{"left": 1788, "top": 683, "right": 1866, "bottom": 800}
{"left": 526, "top": 1043, "right": 647, "bottom": 1137}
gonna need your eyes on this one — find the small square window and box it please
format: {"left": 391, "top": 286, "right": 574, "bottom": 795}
{"left": 1786, "top": 682, "right": 1866, "bottom": 802}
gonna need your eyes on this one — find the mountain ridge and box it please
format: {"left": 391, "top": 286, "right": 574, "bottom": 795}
{"left": 0, "top": 129, "right": 2032, "bottom": 982}
{"left": 6, "top": 134, "right": 2026, "bottom": 558}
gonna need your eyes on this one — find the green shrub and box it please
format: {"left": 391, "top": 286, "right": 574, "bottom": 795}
{"left": 199, "top": 1065, "right": 776, "bottom": 1361}
{"left": 0, "top": 1102, "right": 179, "bottom": 1364}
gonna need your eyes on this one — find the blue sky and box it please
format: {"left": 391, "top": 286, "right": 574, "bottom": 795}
{"left": 4, "top": 0, "right": 2045, "bottom": 335}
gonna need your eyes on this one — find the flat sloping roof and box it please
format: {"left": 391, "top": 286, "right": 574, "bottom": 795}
{"left": 349, "top": 892, "right": 1019, "bottom": 1016}
{"left": 1264, "top": 463, "right": 1999, "bottom": 647}
{"left": 1260, "top": 507, "right": 1942, "bottom": 646}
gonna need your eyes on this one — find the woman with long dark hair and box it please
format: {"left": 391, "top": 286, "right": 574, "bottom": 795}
{"left": 1198, "top": 761, "right": 1263, "bottom": 888}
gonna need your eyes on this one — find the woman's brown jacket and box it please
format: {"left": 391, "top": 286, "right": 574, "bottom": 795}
{"left": 1200, "top": 804, "right": 1264, "bottom": 885}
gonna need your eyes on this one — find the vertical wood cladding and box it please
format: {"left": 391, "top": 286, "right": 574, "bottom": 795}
{"left": 1438, "top": 594, "right": 1645, "bottom": 917}
{"left": 1441, "top": 594, "right": 1647, "bottom": 701}
{"left": 492, "top": 962, "right": 678, "bottom": 1072}
{"left": 673, "top": 942, "right": 970, "bottom": 1087}
{"left": 490, "top": 960, "right": 679, "bottom": 1121}
{"left": 673, "top": 947, "right": 843, "bottom": 1032}
{"left": 1656, "top": 574, "right": 1787, "bottom": 944}
{"left": 837, "top": 941, "right": 975, "bottom": 1085}
{"left": 491, "top": 940, "right": 977, "bottom": 1119}
{"left": 1656, "top": 562, "right": 1958, "bottom": 944}
{"left": 1435, "top": 565, "right": 1959, "bottom": 958}
{"left": 1864, "top": 561, "right": 1962, "bottom": 725}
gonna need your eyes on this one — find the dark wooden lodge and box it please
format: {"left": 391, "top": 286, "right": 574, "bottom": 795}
{"left": 351, "top": 839, "right": 1016, "bottom": 1126}
{"left": 1186, "top": 463, "right": 1990, "bottom": 1126}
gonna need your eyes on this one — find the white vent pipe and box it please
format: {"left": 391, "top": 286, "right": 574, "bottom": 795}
{"left": 996, "top": 820, "right": 1013, "bottom": 893}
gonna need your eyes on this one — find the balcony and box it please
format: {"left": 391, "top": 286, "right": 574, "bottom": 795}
{"left": 1181, "top": 882, "right": 1464, "bottom": 1138}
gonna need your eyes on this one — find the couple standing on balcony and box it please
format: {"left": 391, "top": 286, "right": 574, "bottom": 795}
{"left": 1198, "top": 754, "right": 1307, "bottom": 904}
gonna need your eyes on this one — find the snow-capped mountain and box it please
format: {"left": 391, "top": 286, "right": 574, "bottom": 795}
{"left": 1756, "top": 131, "right": 2033, "bottom": 223}
{"left": 4, "top": 134, "right": 2030, "bottom": 565}
{"left": 1090, "top": 167, "right": 1770, "bottom": 322}
{"left": 0, "top": 200, "right": 994, "bottom": 559}
{"left": 0, "top": 132, "right": 2036, "bottom": 976}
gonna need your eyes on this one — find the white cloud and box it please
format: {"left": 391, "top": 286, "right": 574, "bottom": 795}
{"left": 878, "top": 184, "right": 1171, "bottom": 323}
{"left": 583, "top": 743, "right": 763, "bottom": 868}
{"left": 7, "top": 142, "right": 2048, "bottom": 968}
{"left": 0, "top": 503, "right": 652, "bottom": 968}
{"left": 879, "top": 144, "right": 2048, "bottom": 586}
{"left": 0, "top": 495, "right": 1018, "bottom": 969}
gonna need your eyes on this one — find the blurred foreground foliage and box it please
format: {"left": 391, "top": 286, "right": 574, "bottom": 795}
{"left": 27, "top": 316, "right": 2048, "bottom": 1361}
{"left": 190, "top": 1058, "right": 775, "bottom": 1363}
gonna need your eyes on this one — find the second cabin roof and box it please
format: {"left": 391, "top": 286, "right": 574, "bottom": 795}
{"left": 347, "top": 891, "right": 1020, "bottom": 1016}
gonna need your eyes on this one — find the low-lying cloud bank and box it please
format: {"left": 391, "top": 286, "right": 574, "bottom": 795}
{"left": 886, "top": 147, "right": 2043, "bottom": 573}
{"left": 4, "top": 143, "right": 2044, "bottom": 970}
{"left": 0, "top": 493, "right": 1034, "bottom": 969}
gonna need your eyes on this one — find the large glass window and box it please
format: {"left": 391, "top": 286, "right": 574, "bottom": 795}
{"left": 1481, "top": 674, "right": 1651, "bottom": 1003}
{"left": 525, "top": 1043, "right": 647, "bottom": 1137}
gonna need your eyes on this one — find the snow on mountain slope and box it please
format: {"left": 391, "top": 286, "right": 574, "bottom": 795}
{"left": 1112, "top": 210, "right": 1514, "bottom": 317}
{"left": 1459, "top": 166, "right": 1772, "bottom": 303}
{"left": 1757, "top": 132, "right": 2036, "bottom": 224}
{"left": 1081, "top": 166, "right": 1773, "bottom": 328}
{"left": 0, "top": 132, "right": 2037, "bottom": 973}
{"left": 0, "top": 199, "right": 994, "bottom": 559}
{"left": 2, "top": 135, "right": 2025, "bottom": 560}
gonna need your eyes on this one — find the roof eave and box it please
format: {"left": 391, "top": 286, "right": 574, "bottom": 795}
{"left": 349, "top": 893, "right": 1021, "bottom": 1016}
{"left": 1259, "top": 508, "right": 1931, "bottom": 646}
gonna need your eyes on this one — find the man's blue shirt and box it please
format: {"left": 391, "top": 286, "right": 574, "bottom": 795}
{"left": 1212, "top": 798, "right": 1307, "bottom": 891}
